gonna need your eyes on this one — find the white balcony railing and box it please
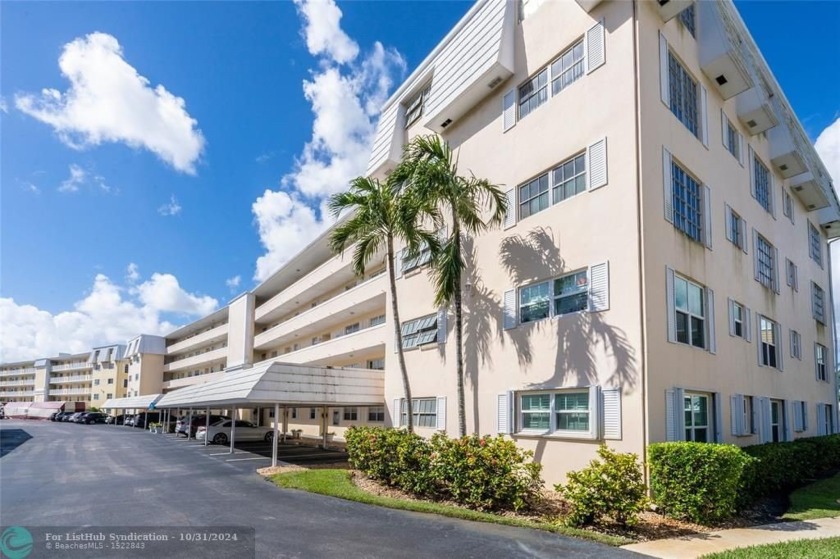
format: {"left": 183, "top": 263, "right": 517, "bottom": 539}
{"left": 51, "top": 362, "right": 93, "bottom": 372}
{"left": 161, "top": 371, "right": 225, "bottom": 391}
{"left": 0, "top": 368, "right": 37, "bottom": 377}
{"left": 0, "top": 390, "right": 36, "bottom": 397}
{"left": 50, "top": 375, "right": 93, "bottom": 385}
{"left": 262, "top": 323, "right": 387, "bottom": 366}
{"left": 0, "top": 379, "right": 35, "bottom": 387}
{"left": 163, "top": 347, "right": 228, "bottom": 373}
{"left": 166, "top": 323, "right": 229, "bottom": 356}
{"left": 49, "top": 387, "right": 92, "bottom": 396}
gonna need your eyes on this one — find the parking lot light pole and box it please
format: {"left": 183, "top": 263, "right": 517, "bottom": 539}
{"left": 272, "top": 403, "right": 279, "bottom": 467}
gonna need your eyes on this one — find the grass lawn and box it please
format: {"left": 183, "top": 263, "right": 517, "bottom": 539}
{"left": 269, "top": 468, "right": 631, "bottom": 547}
{"left": 700, "top": 537, "right": 840, "bottom": 558}
{"left": 783, "top": 472, "right": 840, "bottom": 521}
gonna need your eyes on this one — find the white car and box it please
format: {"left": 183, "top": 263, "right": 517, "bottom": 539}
{"left": 196, "top": 420, "right": 274, "bottom": 445}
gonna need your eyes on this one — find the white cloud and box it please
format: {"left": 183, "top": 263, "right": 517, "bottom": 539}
{"left": 158, "top": 195, "right": 182, "bottom": 216}
{"left": 15, "top": 32, "right": 205, "bottom": 174}
{"left": 57, "top": 163, "right": 111, "bottom": 193}
{"left": 294, "top": 0, "right": 359, "bottom": 64}
{"left": 0, "top": 271, "right": 218, "bottom": 362}
{"left": 252, "top": 0, "right": 404, "bottom": 281}
{"left": 0, "top": 96, "right": 8, "bottom": 113}
{"left": 126, "top": 262, "right": 140, "bottom": 283}
{"left": 815, "top": 116, "right": 840, "bottom": 190}
{"left": 225, "top": 275, "right": 241, "bottom": 293}
{"left": 21, "top": 181, "right": 41, "bottom": 194}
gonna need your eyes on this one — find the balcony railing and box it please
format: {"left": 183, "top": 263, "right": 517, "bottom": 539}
{"left": 0, "top": 390, "right": 36, "bottom": 397}
{"left": 0, "top": 368, "right": 37, "bottom": 377}
{"left": 260, "top": 323, "right": 386, "bottom": 366}
{"left": 51, "top": 362, "right": 93, "bottom": 372}
{"left": 166, "top": 323, "right": 229, "bottom": 356}
{"left": 163, "top": 347, "right": 228, "bottom": 373}
{"left": 49, "top": 387, "right": 92, "bottom": 396}
{"left": 0, "top": 379, "right": 35, "bottom": 387}
{"left": 49, "top": 375, "right": 93, "bottom": 385}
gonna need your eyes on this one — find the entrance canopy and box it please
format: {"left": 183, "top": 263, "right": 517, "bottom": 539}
{"left": 102, "top": 394, "right": 163, "bottom": 410}
{"left": 156, "top": 361, "right": 384, "bottom": 409}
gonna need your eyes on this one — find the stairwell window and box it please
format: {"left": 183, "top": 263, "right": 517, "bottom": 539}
{"left": 753, "top": 157, "right": 772, "bottom": 213}
{"left": 668, "top": 52, "right": 699, "bottom": 137}
{"left": 759, "top": 315, "right": 779, "bottom": 368}
{"left": 671, "top": 161, "right": 703, "bottom": 242}
{"left": 812, "top": 283, "right": 826, "bottom": 324}
{"left": 673, "top": 275, "right": 705, "bottom": 348}
{"left": 518, "top": 68, "right": 548, "bottom": 120}
{"left": 816, "top": 343, "right": 828, "bottom": 382}
{"left": 809, "top": 223, "right": 822, "bottom": 266}
{"left": 550, "top": 40, "right": 584, "bottom": 96}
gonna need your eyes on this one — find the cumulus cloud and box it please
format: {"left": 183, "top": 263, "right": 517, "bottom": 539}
{"left": 252, "top": 0, "right": 404, "bottom": 281}
{"left": 0, "top": 271, "right": 218, "bottom": 362}
{"left": 158, "top": 194, "right": 182, "bottom": 216}
{"left": 15, "top": 32, "right": 205, "bottom": 174}
{"left": 0, "top": 97, "right": 7, "bottom": 113}
{"left": 126, "top": 262, "right": 140, "bottom": 283}
{"left": 225, "top": 275, "right": 241, "bottom": 293}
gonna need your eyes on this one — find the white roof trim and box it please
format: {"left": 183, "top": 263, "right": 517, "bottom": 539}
{"left": 102, "top": 394, "right": 163, "bottom": 410}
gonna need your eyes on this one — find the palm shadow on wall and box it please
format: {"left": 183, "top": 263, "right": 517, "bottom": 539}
{"left": 462, "top": 227, "right": 638, "bottom": 437}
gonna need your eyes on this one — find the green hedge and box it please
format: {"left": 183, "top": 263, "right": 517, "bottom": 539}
{"left": 345, "top": 427, "right": 542, "bottom": 511}
{"left": 648, "top": 442, "right": 754, "bottom": 523}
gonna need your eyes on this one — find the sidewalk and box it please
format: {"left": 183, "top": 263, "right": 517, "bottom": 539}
{"left": 621, "top": 516, "right": 840, "bottom": 558}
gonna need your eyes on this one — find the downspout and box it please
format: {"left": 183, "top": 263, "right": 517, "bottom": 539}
{"left": 631, "top": 0, "right": 650, "bottom": 481}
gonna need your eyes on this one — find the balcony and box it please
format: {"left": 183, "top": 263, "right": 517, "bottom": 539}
{"left": 574, "top": 0, "right": 604, "bottom": 13}
{"left": 817, "top": 207, "right": 840, "bottom": 239}
{"left": 0, "top": 368, "right": 37, "bottom": 377}
{"left": 161, "top": 371, "right": 225, "bottom": 391}
{"left": 697, "top": 1, "right": 751, "bottom": 100}
{"left": 258, "top": 323, "right": 387, "bottom": 367}
{"left": 736, "top": 88, "right": 778, "bottom": 136}
{"left": 51, "top": 362, "right": 92, "bottom": 372}
{"left": 791, "top": 173, "right": 831, "bottom": 212}
{"left": 654, "top": 0, "right": 693, "bottom": 22}
{"left": 0, "top": 390, "right": 35, "bottom": 398}
{"left": 48, "top": 387, "right": 91, "bottom": 396}
{"left": 166, "top": 324, "right": 228, "bottom": 356}
{"left": 0, "top": 379, "right": 35, "bottom": 388}
{"left": 50, "top": 375, "right": 93, "bottom": 385}
{"left": 767, "top": 126, "right": 807, "bottom": 179}
{"left": 254, "top": 276, "right": 386, "bottom": 351}
{"left": 163, "top": 347, "right": 228, "bottom": 373}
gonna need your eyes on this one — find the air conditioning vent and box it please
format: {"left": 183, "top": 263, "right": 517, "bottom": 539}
{"left": 779, "top": 164, "right": 788, "bottom": 171}
{"left": 747, "top": 119, "right": 758, "bottom": 128}
{"left": 794, "top": 186, "right": 803, "bottom": 191}
{"left": 441, "top": 119, "right": 453, "bottom": 128}
{"left": 487, "top": 76, "right": 503, "bottom": 89}
{"left": 715, "top": 75, "right": 728, "bottom": 86}
{"left": 809, "top": 204, "right": 816, "bottom": 210}
{"left": 659, "top": 0, "right": 670, "bottom": 5}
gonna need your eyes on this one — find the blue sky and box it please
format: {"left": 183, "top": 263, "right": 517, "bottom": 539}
{"left": 1, "top": 0, "right": 838, "bottom": 361}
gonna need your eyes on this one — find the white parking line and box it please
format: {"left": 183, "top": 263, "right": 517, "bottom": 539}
{"left": 225, "top": 457, "right": 271, "bottom": 462}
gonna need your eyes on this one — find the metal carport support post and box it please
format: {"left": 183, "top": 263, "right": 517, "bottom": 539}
{"left": 272, "top": 403, "right": 279, "bottom": 467}
{"left": 204, "top": 407, "right": 209, "bottom": 447}
{"left": 229, "top": 409, "right": 236, "bottom": 455}
{"left": 188, "top": 407, "right": 193, "bottom": 439}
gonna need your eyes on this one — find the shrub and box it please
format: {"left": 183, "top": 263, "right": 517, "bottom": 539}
{"left": 345, "top": 427, "right": 435, "bottom": 494}
{"left": 648, "top": 442, "right": 754, "bottom": 523}
{"left": 429, "top": 434, "right": 543, "bottom": 512}
{"left": 556, "top": 445, "right": 646, "bottom": 527}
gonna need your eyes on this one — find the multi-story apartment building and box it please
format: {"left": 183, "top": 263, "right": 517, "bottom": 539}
{"left": 161, "top": 310, "right": 229, "bottom": 393}
{"left": 124, "top": 334, "right": 167, "bottom": 397}
{"left": 46, "top": 352, "right": 96, "bottom": 405}
{"left": 0, "top": 360, "right": 38, "bottom": 403}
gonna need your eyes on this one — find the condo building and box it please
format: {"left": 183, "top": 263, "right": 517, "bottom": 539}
{"left": 3, "top": 0, "right": 837, "bottom": 483}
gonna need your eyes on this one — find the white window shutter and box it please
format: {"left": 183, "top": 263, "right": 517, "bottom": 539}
{"left": 721, "top": 109, "right": 729, "bottom": 151}
{"left": 752, "top": 229, "right": 760, "bottom": 282}
{"left": 437, "top": 308, "right": 447, "bottom": 343}
{"left": 756, "top": 313, "right": 764, "bottom": 366}
{"left": 751, "top": 397, "right": 760, "bottom": 437}
{"left": 503, "top": 289, "right": 517, "bottom": 330}
{"left": 784, "top": 401, "right": 793, "bottom": 442}
{"left": 497, "top": 392, "right": 512, "bottom": 435}
{"left": 588, "top": 386, "right": 601, "bottom": 440}
{"left": 749, "top": 146, "right": 756, "bottom": 198}
{"left": 586, "top": 20, "right": 606, "bottom": 73}
{"left": 706, "top": 288, "right": 716, "bottom": 354}
{"left": 659, "top": 32, "right": 670, "bottom": 106}
{"left": 700, "top": 85, "right": 709, "bottom": 147}
{"left": 602, "top": 388, "right": 621, "bottom": 440}
{"left": 817, "top": 404, "right": 826, "bottom": 436}
{"left": 663, "top": 147, "right": 674, "bottom": 223}
{"left": 502, "top": 89, "right": 516, "bottom": 131}
{"left": 394, "top": 250, "right": 403, "bottom": 279}
{"left": 702, "top": 185, "right": 713, "bottom": 249}
{"left": 394, "top": 398, "right": 401, "bottom": 427}
{"left": 740, "top": 217, "right": 748, "bottom": 254}
{"left": 503, "top": 189, "right": 516, "bottom": 229}
{"left": 666, "top": 388, "right": 684, "bottom": 441}
{"left": 772, "top": 247, "right": 780, "bottom": 294}
{"left": 738, "top": 133, "right": 745, "bottom": 166}
{"left": 725, "top": 205, "right": 734, "bottom": 243}
{"left": 802, "top": 404, "right": 808, "bottom": 432}
{"left": 730, "top": 394, "right": 740, "bottom": 436}
{"left": 587, "top": 137, "right": 608, "bottom": 190}
{"left": 714, "top": 392, "right": 723, "bottom": 443}
{"left": 727, "top": 298, "right": 735, "bottom": 337}
{"left": 791, "top": 401, "right": 799, "bottom": 432}
{"left": 588, "top": 261, "right": 610, "bottom": 312}
{"left": 759, "top": 397, "right": 772, "bottom": 443}
{"left": 745, "top": 307, "right": 752, "bottom": 342}
{"left": 436, "top": 396, "right": 447, "bottom": 431}
{"left": 666, "top": 267, "right": 676, "bottom": 343}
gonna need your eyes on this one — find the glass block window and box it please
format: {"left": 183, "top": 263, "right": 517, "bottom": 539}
{"left": 550, "top": 40, "right": 584, "bottom": 96}
{"left": 756, "top": 234, "right": 776, "bottom": 290}
{"left": 518, "top": 68, "right": 548, "bottom": 120}
{"left": 554, "top": 270, "right": 588, "bottom": 315}
{"left": 519, "top": 173, "right": 549, "bottom": 219}
{"left": 520, "top": 281, "right": 550, "bottom": 324}
{"left": 674, "top": 275, "right": 705, "bottom": 349}
{"left": 668, "top": 51, "right": 699, "bottom": 137}
{"left": 552, "top": 154, "right": 586, "bottom": 205}
{"left": 401, "top": 314, "right": 438, "bottom": 349}
{"left": 672, "top": 161, "right": 702, "bottom": 242}
{"left": 754, "top": 157, "right": 772, "bottom": 213}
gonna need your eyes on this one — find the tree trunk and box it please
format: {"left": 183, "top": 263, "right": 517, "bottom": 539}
{"left": 388, "top": 236, "right": 413, "bottom": 433}
{"left": 452, "top": 215, "right": 467, "bottom": 437}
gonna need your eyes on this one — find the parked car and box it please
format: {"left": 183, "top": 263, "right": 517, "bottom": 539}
{"left": 49, "top": 412, "right": 61, "bottom": 421}
{"left": 55, "top": 412, "right": 73, "bottom": 422}
{"left": 68, "top": 412, "right": 86, "bottom": 423}
{"left": 196, "top": 420, "right": 274, "bottom": 445}
{"left": 123, "top": 415, "right": 135, "bottom": 426}
{"left": 132, "top": 412, "right": 165, "bottom": 429}
{"left": 176, "top": 415, "right": 230, "bottom": 438}
{"left": 105, "top": 414, "right": 128, "bottom": 425}
{"left": 81, "top": 412, "right": 107, "bottom": 425}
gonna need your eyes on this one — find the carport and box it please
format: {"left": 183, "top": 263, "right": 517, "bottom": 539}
{"left": 102, "top": 394, "right": 163, "bottom": 427}
{"left": 155, "top": 361, "right": 384, "bottom": 467}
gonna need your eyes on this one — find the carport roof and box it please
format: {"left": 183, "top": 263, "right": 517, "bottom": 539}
{"left": 156, "top": 361, "right": 384, "bottom": 408}
{"left": 102, "top": 394, "right": 163, "bottom": 410}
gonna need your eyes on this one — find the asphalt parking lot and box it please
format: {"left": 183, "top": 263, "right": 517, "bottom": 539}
{"left": 0, "top": 419, "right": 641, "bottom": 558}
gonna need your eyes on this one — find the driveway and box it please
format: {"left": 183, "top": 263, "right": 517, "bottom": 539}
{"left": 0, "top": 420, "right": 642, "bottom": 558}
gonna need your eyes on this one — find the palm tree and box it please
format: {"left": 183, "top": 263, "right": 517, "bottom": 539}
{"left": 392, "top": 135, "right": 508, "bottom": 437}
{"left": 328, "top": 176, "right": 438, "bottom": 434}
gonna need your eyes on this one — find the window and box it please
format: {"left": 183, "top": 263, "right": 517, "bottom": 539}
{"left": 367, "top": 406, "right": 385, "bottom": 422}
{"left": 755, "top": 234, "right": 776, "bottom": 290}
{"left": 94, "top": 379, "right": 100, "bottom": 386}
{"left": 93, "top": 394, "right": 99, "bottom": 400}
{"left": 401, "top": 314, "right": 438, "bottom": 349}
{"left": 404, "top": 84, "right": 430, "bottom": 128}
{"left": 819, "top": 404, "right": 835, "bottom": 436}
{"left": 552, "top": 153, "right": 586, "bottom": 204}
{"left": 812, "top": 283, "right": 826, "bottom": 324}
{"left": 518, "top": 68, "right": 548, "bottom": 120}
{"left": 344, "top": 323, "right": 360, "bottom": 336}
{"left": 107, "top": 393, "right": 113, "bottom": 399}
{"left": 725, "top": 118, "right": 739, "bottom": 160}
{"left": 727, "top": 207, "right": 744, "bottom": 250}
{"left": 684, "top": 393, "right": 710, "bottom": 442}
{"left": 291, "top": 408, "right": 297, "bottom": 419}
{"left": 550, "top": 40, "right": 584, "bottom": 96}
{"left": 809, "top": 223, "right": 822, "bottom": 266}
{"left": 366, "top": 358, "right": 384, "bottom": 370}
{"left": 107, "top": 378, "right": 113, "bottom": 385}
{"left": 732, "top": 301, "right": 745, "bottom": 338}
{"left": 770, "top": 399, "right": 784, "bottom": 443}
{"left": 369, "top": 315, "right": 385, "bottom": 327}
{"left": 792, "top": 400, "right": 807, "bottom": 432}
{"left": 518, "top": 173, "right": 549, "bottom": 219}
{"left": 816, "top": 343, "right": 828, "bottom": 382}
{"left": 123, "top": 379, "right": 128, "bottom": 388}
{"left": 783, "top": 190, "right": 794, "bottom": 222}
{"left": 673, "top": 275, "right": 705, "bottom": 349}
{"left": 553, "top": 270, "right": 588, "bottom": 315}
{"left": 400, "top": 398, "right": 437, "bottom": 428}
{"left": 401, "top": 241, "right": 432, "bottom": 272}
{"left": 786, "top": 259, "right": 798, "bottom": 291}
{"left": 753, "top": 156, "right": 772, "bottom": 213}
{"left": 740, "top": 395, "right": 755, "bottom": 436}
{"left": 678, "top": 3, "right": 696, "bottom": 37}
{"left": 309, "top": 408, "right": 316, "bottom": 420}
{"left": 668, "top": 51, "right": 699, "bottom": 136}
{"left": 343, "top": 407, "right": 358, "bottom": 421}
{"left": 519, "top": 390, "right": 590, "bottom": 434}
{"left": 520, "top": 281, "right": 550, "bottom": 323}
{"left": 671, "top": 161, "right": 703, "bottom": 242}
{"left": 759, "top": 316, "right": 779, "bottom": 368}
{"left": 791, "top": 330, "right": 802, "bottom": 360}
